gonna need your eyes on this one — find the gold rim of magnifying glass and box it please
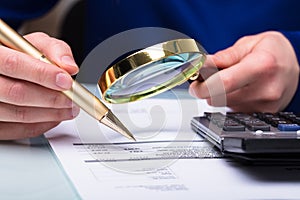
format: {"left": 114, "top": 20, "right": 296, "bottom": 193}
{"left": 98, "top": 38, "right": 206, "bottom": 103}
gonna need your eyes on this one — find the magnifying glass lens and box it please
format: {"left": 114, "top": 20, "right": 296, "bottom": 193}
{"left": 99, "top": 39, "right": 206, "bottom": 103}
{"left": 106, "top": 52, "right": 202, "bottom": 102}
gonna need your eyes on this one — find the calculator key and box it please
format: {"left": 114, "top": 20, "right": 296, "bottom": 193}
{"left": 278, "top": 112, "right": 300, "bottom": 124}
{"left": 278, "top": 124, "right": 300, "bottom": 131}
{"left": 293, "top": 117, "right": 300, "bottom": 124}
{"left": 233, "top": 117, "right": 271, "bottom": 131}
{"left": 244, "top": 121, "right": 271, "bottom": 131}
{"left": 223, "top": 120, "right": 245, "bottom": 131}
{"left": 223, "top": 125, "right": 245, "bottom": 131}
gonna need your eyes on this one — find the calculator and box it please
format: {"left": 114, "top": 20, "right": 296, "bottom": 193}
{"left": 191, "top": 112, "right": 300, "bottom": 163}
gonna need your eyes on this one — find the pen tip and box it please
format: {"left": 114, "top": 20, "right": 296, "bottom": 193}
{"left": 100, "top": 110, "right": 136, "bottom": 141}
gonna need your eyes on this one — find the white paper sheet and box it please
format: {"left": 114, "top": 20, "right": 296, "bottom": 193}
{"left": 46, "top": 98, "right": 300, "bottom": 200}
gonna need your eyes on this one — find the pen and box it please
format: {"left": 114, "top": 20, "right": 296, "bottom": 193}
{"left": 0, "top": 19, "right": 135, "bottom": 141}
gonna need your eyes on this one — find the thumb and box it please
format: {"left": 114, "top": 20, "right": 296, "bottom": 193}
{"left": 212, "top": 35, "right": 259, "bottom": 69}
{"left": 212, "top": 47, "right": 242, "bottom": 69}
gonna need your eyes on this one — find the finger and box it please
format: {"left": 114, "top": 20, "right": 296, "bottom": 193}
{"left": 190, "top": 50, "right": 272, "bottom": 98}
{"left": 0, "top": 102, "right": 80, "bottom": 123}
{"left": 189, "top": 72, "right": 226, "bottom": 99}
{"left": 207, "top": 81, "right": 286, "bottom": 112}
{"left": 0, "top": 46, "right": 73, "bottom": 90}
{"left": 24, "top": 32, "right": 79, "bottom": 75}
{"left": 0, "top": 121, "right": 60, "bottom": 140}
{"left": 212, "top": 35, "right": 259, "bottom": 68}
{"left": 191, "top": 37, "right": 259, "bottom": 97}
{"left": 0, "top": 76, "right": 73, "bottom": 108}
{"left": 196, "top": 55, "right": 220, "bottom": 81}
{"left": 204, "top": 94, "right": 228, "bottom": 107}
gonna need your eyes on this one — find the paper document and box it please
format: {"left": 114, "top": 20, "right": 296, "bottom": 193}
{"left": 47, "top": 97, "right": 300, "bottom": 200}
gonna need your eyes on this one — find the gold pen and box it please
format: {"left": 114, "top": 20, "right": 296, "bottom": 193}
{"left": 0, "top": 19, "right": 135, "bottom": 141}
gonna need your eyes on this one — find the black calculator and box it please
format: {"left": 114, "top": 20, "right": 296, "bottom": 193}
{"left": 191, "top": 112, "right": 300, "bottom": 163}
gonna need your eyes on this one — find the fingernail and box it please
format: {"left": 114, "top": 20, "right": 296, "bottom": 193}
{"left": 56, "top": 73, "right": 72, "bottom": 89}
{"left": 61, "top": 55, "right": 77, "bottom": 67}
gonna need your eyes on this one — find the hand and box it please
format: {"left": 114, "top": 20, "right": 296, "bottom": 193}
{"left": 189, "top": 31, "right": 300, "bottom": 112}
{"left": 0, "top": 32, "right": 80, "bottom": 140}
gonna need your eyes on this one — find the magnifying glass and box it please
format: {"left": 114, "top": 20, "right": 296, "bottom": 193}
{"left": 98, "top": 39, "right": 206, "bottom": 104}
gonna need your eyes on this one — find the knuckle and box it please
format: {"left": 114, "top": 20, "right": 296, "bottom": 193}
{"left": 236, "top": 35, "right": 254, "bottom": 44}
{"left": 265, "top": 89, "right": 282, "bottom": 102}
{"left": 1, "top": 54, "right": 20, "bottom": 75}
{"left": 35, "top": 63, "right": 49, "bottom": 84}
{"left": 24, "top": 32, "right": 50, "bottom": 43}
{"left": 7, "top": 82, "right": 25, "bottom": 104}
{"left": 50, "top": 39, "right": 71, "bottom": 53}
{"left": 222, "top": 75, "right": 234, "bottom": 92}
{"left": 27, "top": 32, "right": 50, "bottom": 38}
{"left": 45, "top": 90, "right": 72, "bottom": 108}
{"left": 33, "top": 32, "right": 50, "bottom": 38}
{"left": 264, "top": 31, "right": 285, "bottom": 40}
{"left": 49, "top": 92, "right": 68, "bottom": 108}
{"left": 257, "top": 52, "right": 277, "bottom": 71}
{"left": 51, "top": 93, "right": 61, "bottom": 107}
{"left": 240, "top": 35, "right": 252, "bottom": 41}
{"left": 14, "top": 107, "right": 28, "bottom": 122}
{"left": 260, "top": 85, "right": 282, "bottom": 104}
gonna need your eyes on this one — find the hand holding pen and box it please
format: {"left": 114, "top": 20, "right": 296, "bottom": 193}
{"left": 0, "top": 19, "right": 135, "bottom": 141}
